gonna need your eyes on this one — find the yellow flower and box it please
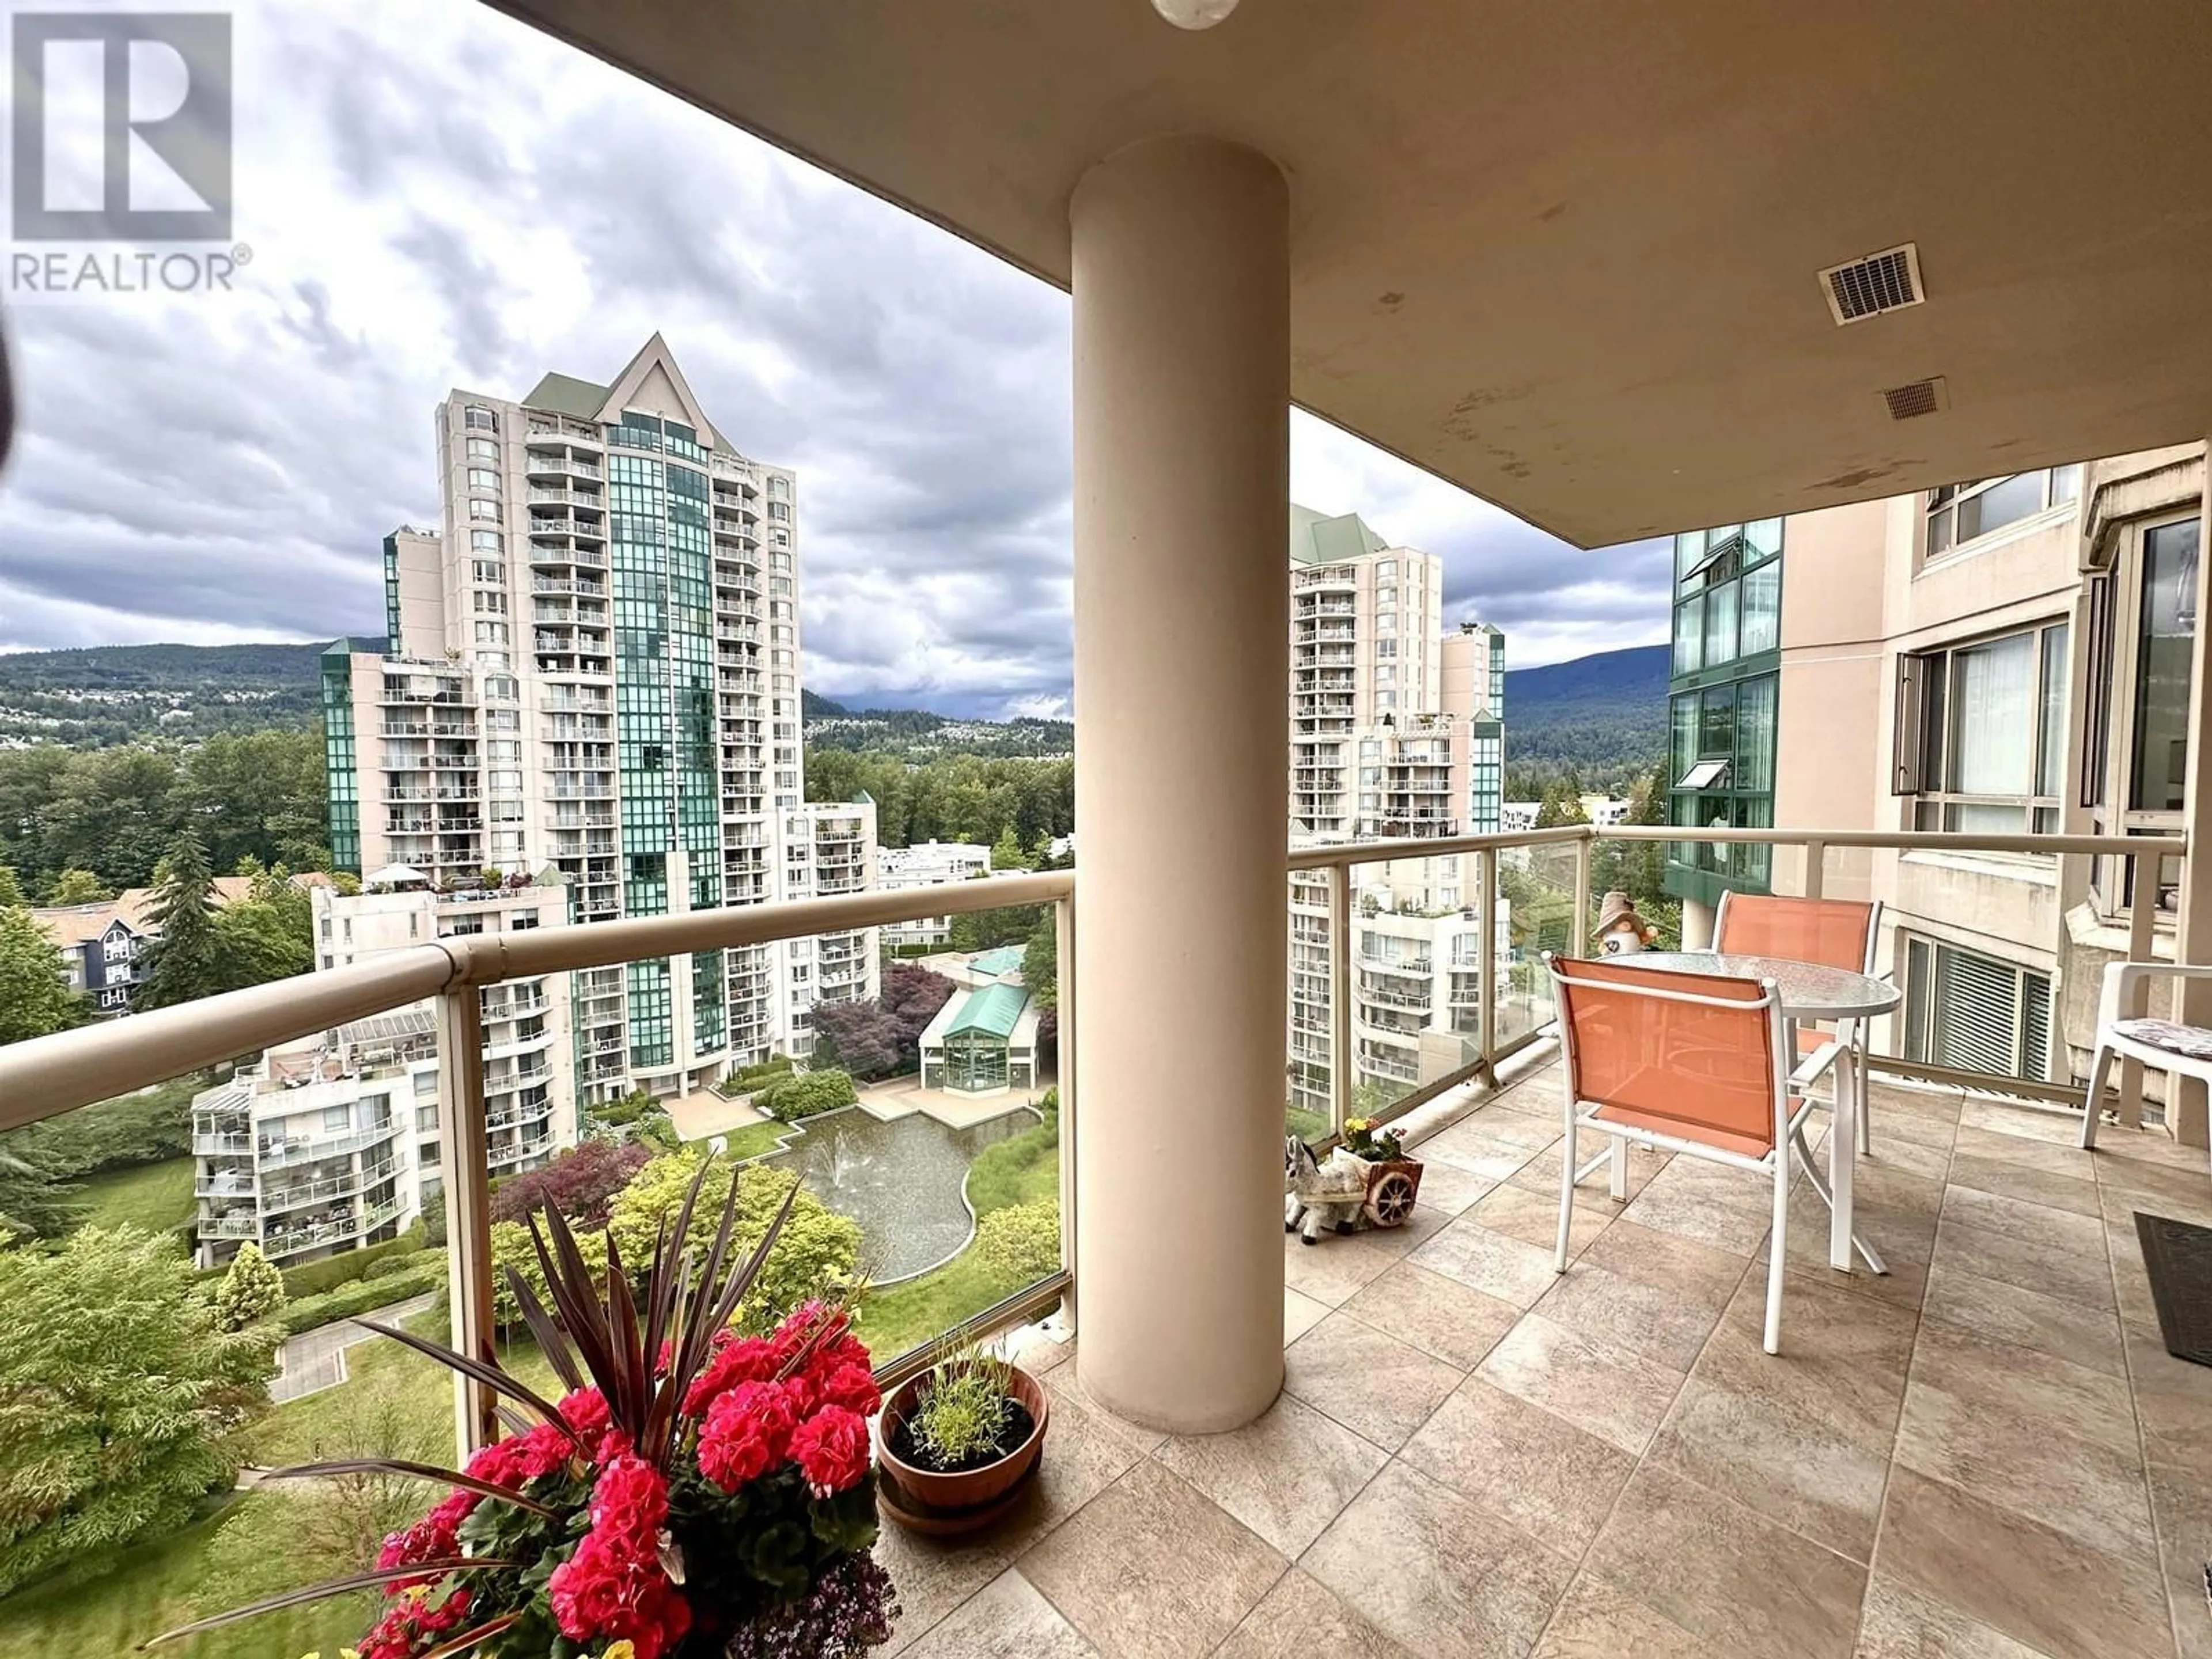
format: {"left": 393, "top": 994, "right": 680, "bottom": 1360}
{"left": 605, "top": 1643, "right": 638, "bottom": 1659}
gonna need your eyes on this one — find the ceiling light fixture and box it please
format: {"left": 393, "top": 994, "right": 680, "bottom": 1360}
{"left": 1151, "top": 0, "right": 1239, "bottom": 30}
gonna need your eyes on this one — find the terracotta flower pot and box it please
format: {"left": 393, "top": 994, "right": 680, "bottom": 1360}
{"left": 876, "top": 1363, "right": 1050, "bottom": 1535}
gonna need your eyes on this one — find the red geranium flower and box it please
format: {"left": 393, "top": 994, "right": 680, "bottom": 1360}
{"left": 682, "top": 1332, "right": 778, "bottom": 1416}
{"left": 789, "top": 1405, "right": 870, "bottom": 1497}
{"left": 696, "top": 1377, "right": 806, "bottom": 1491}
{"left": 815, "top": 1360, "right": 882, "bottom": 1418}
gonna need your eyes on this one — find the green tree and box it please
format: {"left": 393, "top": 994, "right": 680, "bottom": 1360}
{"left": 212, "top": 894, "right": 314, "bottom": 987}
{"left": 135, "top": 831, "right": 226, "bottom": 1012}
{"left": 1021, "top": 915, "right": 1058, "bottom": 1010}
{"left": 0, "top": 1228, "right": 272, "bottom": 1594}
{"left": 1533, "top": 780, "right": 1591, "bottom": 828}
{"left": 604, "top": 1153, "right": 861, "bottom": 1319}
{"left": 0, "top": 905, "right": 88, "bottom": 1047}
{"left": 213, "top": 1241, "right": 287, "bottom": 1332}
{"left": 989, "top": 826, "right": 1030, "bottom": 870}
{"left": 45, "top": 868, "right": 109, "bottom": 906}
{"left": 0, "top": 864, "right": 25, "bottom": 910}
{"left": 0, "top": 1145, "right": 78, "bottom": 1241}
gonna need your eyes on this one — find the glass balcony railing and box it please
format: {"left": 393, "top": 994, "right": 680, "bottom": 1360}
{"left": 0, "top": 829, "right": 2180, "bottom": 1508}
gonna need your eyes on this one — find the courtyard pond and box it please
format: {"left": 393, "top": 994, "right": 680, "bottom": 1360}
{"left": 763, "top": 1103, "right": 1041, "bottom": 1281}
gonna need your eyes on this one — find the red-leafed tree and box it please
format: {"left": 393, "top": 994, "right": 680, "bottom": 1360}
{"left": 810, "top": 964, "right": 959, "bottom": 1081}
{"left": 882, "top": 963, "right": 957, "bottom": 1059}
{"left": 808, "top": 999, "right": 904, "bottom": 1080}
{"left": 489, "top": 1137, "right": 650, "bottom": 1229}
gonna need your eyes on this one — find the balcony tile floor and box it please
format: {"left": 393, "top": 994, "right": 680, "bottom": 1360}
{"left": 878, "top": 1060, "right": 2212, "bottom": 1658}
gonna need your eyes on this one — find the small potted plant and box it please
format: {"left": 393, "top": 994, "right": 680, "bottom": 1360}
{"left": 1344, "top": 1116, "right": 1424, "bottom": 1229}
{"left": 876, "top": 1342, "right": 1049, "bottom": 1535}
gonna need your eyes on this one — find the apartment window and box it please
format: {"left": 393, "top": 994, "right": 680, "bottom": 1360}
{"left": 1894, "top": 622, "right": 2068, "bottom": 834}
{"left": 1673, "top": 519, "right": 1781, "bottom": 678}
{"left": 470, "top": 529, "right": 503, "bottom": 552}
{"left": 475, "top": 590, "right": 507, "bottom": 614}
{"left": 1925, "top": 467, "right": 2082, "bottom": 560}
{"left": 464, "top": 405, "right": 497, "bottom": 432}
{"left": 321, "top": 1104, "right": 350, "bottom": 1134}
{"left": 768, "top": 476, "right": 789, "bottom": 498}
{"left": 510, "top": 911, "right": 538, "bottom": 930}
{"left": 475, "top": 620, "right": 509, "bottom": 645}
{"left": 1902, "top": 935, "right": 2051, "bottom": 1082}
{"left": 471, "top": 559, "right": 504, "bottom": 585}
{"left": 447, "top": 915, "right": 484, "bottom": 935}
{"left": 1378, "top": 559, "right": 1396, "bottom": 578}
{"left": 1376, "top": 639, "right": 1397, "bottom": 659}
{"left": 467, "top": 437, "right": 498, "bottom": 462}
{"left": 1377, "top": 691, "right": 1395, "bottom": 709}
{"left": 768, "top": 502, "right": 790, "bottom": 521}
{"left": 468, "top": 467, "right": 501, "bottom": 493}
{"left": 2129, "top": 516, "right": 2200, "bottom": 813}
{"left": 469, "top": 499, "right": 500, "bottom": 521}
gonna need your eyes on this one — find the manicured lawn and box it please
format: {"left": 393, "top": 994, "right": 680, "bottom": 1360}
{"left": 74, "top": 1157, "right": 195, "bottom": 1234}
{"left": 252, "top": 1302, "right": 560, "bottom": 1471}
{"left": 722, "top": 1118, "right": 791, "bottom": 1161}
{"left": 0, "top": 1494, "right": 368, "bottom": 1659}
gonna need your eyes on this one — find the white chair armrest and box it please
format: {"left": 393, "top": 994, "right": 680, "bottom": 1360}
{"left": 2098, "top": 960, "right": 2212, "bottom": 1028}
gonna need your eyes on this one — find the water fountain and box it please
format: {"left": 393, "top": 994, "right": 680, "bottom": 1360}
{"left": 765, "top": 1103, "right": 1041, "bottom": 1281}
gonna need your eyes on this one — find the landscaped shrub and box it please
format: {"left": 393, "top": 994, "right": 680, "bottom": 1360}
{"left": 213, "top": 1241, "right": 286, "bottom": 1331}
{"left": 971, "top": 1199, "right": 1060, "bottom": 1289}
{"left": 277, "top": 1253, "right": 448, "bottom": 1336}
{"left": 722, "top": 1052, "right": 795, "bottom": 1095}
{"left": 276, "top": 1224, "right": 425, "bottom": 1300}
{"left": 751, "top": 1066, "right": 860, "bottom": 1123}
{"left": 605, "top": 1150, "right": 859, "bottom": 1318}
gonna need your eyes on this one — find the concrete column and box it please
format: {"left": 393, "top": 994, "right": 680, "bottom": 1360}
{"left": 1069, "top": 136, "right": 1289, "bottom": 1432}
{"left": 2171, "top": 441, "right": 2212, "bottom": 1149}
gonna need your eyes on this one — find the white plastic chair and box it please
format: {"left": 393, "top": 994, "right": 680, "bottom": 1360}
{"left": 2080, "top": 960, "right": 2212, "bottom": 1174}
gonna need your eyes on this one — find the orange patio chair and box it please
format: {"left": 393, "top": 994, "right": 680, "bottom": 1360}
{"left": 1547, "top": 953, "right": 1818, "bottom": 1353}
{"left": 1711, "top": 892, "right": 1883, "bottom": 1156}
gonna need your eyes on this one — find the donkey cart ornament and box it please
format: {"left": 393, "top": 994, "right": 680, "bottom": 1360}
{"left": 1285, "top": 1135, "right": 1369, "bottom": 1244}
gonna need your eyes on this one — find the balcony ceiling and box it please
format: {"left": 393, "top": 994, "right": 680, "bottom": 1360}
{"left": 488, "top": 0, "right": 2212, "bottom": 547}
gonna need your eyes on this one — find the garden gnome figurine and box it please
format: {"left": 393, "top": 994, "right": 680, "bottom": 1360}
{"left": 1594, "top": 891, "right": 1659, "bottom": 956}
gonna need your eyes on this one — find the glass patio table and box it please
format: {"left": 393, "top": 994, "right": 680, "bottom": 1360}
{"left": 1623, "top": 952, "right": 1900, "bottom": 1275}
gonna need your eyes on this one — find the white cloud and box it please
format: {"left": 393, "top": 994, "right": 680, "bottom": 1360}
{"left": 0, "top": 0, "right": 1671, "bottom": 714}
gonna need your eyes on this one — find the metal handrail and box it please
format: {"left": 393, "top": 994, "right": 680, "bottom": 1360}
{"left": 0, "top": 869, "right": 1075, "bottom": 1129}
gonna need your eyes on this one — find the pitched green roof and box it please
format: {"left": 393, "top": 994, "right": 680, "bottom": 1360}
{"left": 1289, "top": 502, "right": 1389, "bottom": 566}
{"left": 944, "top": 982, "right": 1028, "bottom": 1040}
{"left": 967, "top": 945, "right": 1025, "bottom": 978}
{"left": 521, "top": 372, "right": 611, "bottom": 420}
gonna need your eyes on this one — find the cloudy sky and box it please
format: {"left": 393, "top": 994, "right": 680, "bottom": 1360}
{"left": 1, "top": 0, "right": 1668, "bottom": 717}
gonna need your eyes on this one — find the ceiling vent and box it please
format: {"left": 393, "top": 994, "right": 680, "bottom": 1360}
{"left": 1881, "top": 376, "right": 1948, "bottom": 421}
{"left": 1819, "top": 243, "right": 1925, "bottom": 325}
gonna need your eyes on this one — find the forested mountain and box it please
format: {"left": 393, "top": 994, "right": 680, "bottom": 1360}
{"left": 0, "top": 640, "right": 379, "bottom": 746}
{"left": 1501, "top": 643, "right": 1668, "bottom": 794}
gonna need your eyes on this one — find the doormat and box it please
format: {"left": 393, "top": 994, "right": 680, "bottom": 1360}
{"left": 2136, "top": 1211, "right": 2212, "bottom": 1368}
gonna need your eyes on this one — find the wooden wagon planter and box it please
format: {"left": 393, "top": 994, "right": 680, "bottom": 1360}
{"left": 1359, "top": 1156, "right": 1423, "bottom": 1228}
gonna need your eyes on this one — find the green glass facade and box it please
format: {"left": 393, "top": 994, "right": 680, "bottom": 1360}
{"left": 1665, "top": 519, "right": 1782, "bottom": 907}
{"left": 320, "top": 641, "right": 361, "bottom": 875}
{"left": 605, "top": 413, "right": 727, "bottom": 1074}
